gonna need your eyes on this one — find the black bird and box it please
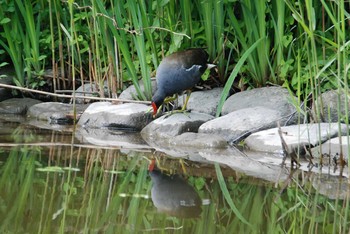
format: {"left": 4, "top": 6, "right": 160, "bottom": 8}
{"left": 151, "top": 48, "right": 216, "bottom": 115}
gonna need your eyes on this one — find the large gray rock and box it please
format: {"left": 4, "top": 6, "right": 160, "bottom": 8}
{"left": 28, "top": 102, "right": 88, "bottom": 124}
{"left": 199, "top": 107, "right": 287, "bottom": 143}
{"left": 178, "top": 87, "right": 223, "bottom": 116}
{"left": 245, "top": 123, "right": 348, "bottom": 154}
{"left": 77, "top": 102, "right": 152, "bottom": 130}
{"left": 312, "top": 90, "right": 350, "bottom": 123}
{"left": 119, "top": 79, "right": 157, "bottom": 100}
{"left": 141, "top": 112, "right": 228, "bottom": 155}
{"left": 141, "top": 112, "right": 213, "bottom": 140}
{"left": 222, "top": 86, "right": 298, "bottom": 123}
{"left": 0, "top": 98, "right": 42, "bottom": 114}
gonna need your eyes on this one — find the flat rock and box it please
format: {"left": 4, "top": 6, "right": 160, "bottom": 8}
{"left": 119, "top": 79, "right": 157, "bottom": 100}
{"left": 222, "top": 86, "right": 298, "bottom": 123}
{"left": 75, "top": 82, "right": 110, "bottom": 104}
{"left": 141, "top": 112, "right": 214, "bottom": 140}
{"left": 0, "top": 113, "right": 27, "bottom": 123}
{"left": 0, "top": 98, "right": 42, "bottom": 114}
{"left": 199, "top": 148, "right": 289, "bottom": 182}
{"left": 199, "top": 107, "right": 287, "bottom": 143}
{"left": 312, "top": 90, "right": 350, "bottom": 123}
{"left": 27, "top": 118, "right": 75, "bottom": 132}
{"left": 311, "top": 136, "right": 349, "bottom": 162}
{"left": 178, "top": 87, "right": 223, "bottom": 116}
{"left": 77, "top": 102, "right": 152, "bottom": 130}
{"left": 143, "top": 132, "right": 228, "bottom": 158}
{"left": 75, "top": 127, "right": 150, "bottom": 149}
{"left": 312, "top": 174, "right": 349, "bottom": 200}
{"left": 172, "top": 132, "right": 228, "bottom": 148}
{"left": 245, "top": 123, "right": 348, "bottom": 154}
{"left": 28, "top": 102, "right": 88, "bottom": 124}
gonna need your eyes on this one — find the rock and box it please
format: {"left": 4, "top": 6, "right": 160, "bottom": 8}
{"left": 75, "top": 127, "right": 150, "bottom": 149}
{"left": 0, "top": 75, "right": 15, "bottom": 101}
{"left": 178, "top": 87, "right": 223, "bottom": 116}
{"left": 0, "top": 113, "right": 27, "bottom": 123}
{"left": 27, "top": 102, "right": 88, "bottom": 124}
{"left": 172, "top": 132, "right": 228, "bottom": 148}
{"left": 0, "top": 98, "right": 42, "bottom": 114}
{"left": 141, "top": 112, "right": 214, "bottom": 140}
{"left": 27, "top": 118, "right": 76, "bottom": 132}
{"left": 77, "top": 102, "right": 152, "bottom": 130}
{"left": 312, "top": 90, "right": 350, "bottom": 123}
{"left": 222, "top": 86, "right": 298, "bottom": 123}
{"left": 311, "top": 136, "right": 349, "bottom": 162}
{"left": 312, "top": 174, "right": 349, "bottom": 200}
{"left": 119, "top": 79, "right": 157, "bottom": 100}
{"left": 199, "top": 147, "right": 289, "bottom": 182}
{"left": 143, "top": 132, "right": 228, "bottom": 158}
{"left": 244, "top": 123, "right": 348, "bottom": 154}
{"left": 75, "top": 82, "right": 110, "bottom": 104}
{"left": 199, "top": 107, "right": 286, "bottom": 143}
{"left": 141, "top": 112, "right": 227, "bottom": 155}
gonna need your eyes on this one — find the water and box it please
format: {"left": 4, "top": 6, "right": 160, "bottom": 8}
{"left": 0, "top": 114, "right": 349, "bottom": 233}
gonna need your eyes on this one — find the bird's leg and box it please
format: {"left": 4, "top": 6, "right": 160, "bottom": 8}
{"left": 164, "top": 94, "right": 178, "bottom": 103}
{"left": 162, "top": 94, "right": 178, "bottom": 112}
{"left": 181, "top": 90, "right": 192, "bottom": 111}
{"left": 155, "top": 92, "right": 193, "bottom": 118}
{"left": 162, "top": 91, "right": 192, "bottom": 118}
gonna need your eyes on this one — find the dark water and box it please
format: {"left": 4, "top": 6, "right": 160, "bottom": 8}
{"left": 0, "top": 115, "right": 349, "bottom": 233}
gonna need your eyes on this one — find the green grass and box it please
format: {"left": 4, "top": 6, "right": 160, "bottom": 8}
{"left": 1, "top": 0, "right": 348, "bottom": 102}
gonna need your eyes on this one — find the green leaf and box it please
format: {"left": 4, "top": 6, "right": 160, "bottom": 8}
{"left": 0, "top": 62, "right": 9, "bottom": 67}
{"left": 194, "top": 177, "right": 206, "bottom": 190}
{"left": 201, "top": 69, "right": 211, "bottom": 81}
{"left": 38, "top": 55, "right": 47, "bottom": 61}
{"left": 0, "top": 18, "right": 11, "bottom": 25}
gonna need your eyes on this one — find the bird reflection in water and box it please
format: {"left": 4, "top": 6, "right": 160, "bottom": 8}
{"left": 149, "top": 160, "right": 203, "bottom": 218}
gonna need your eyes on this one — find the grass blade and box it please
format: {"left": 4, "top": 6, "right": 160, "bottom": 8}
{"left": 216, "top": 37, "right": 264, "bottom": 117}
{"left": 214, "top": 163, "right": 252, "bottom": 227}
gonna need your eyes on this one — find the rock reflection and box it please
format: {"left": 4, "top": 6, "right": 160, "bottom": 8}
{"left": 149, "top": 169, "right": 202, "bottom": 218}
{"left": 312, "top": 173, "right": 350, "bottom": 200}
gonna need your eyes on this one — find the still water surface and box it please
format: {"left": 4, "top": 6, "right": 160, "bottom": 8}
{"left": 0, "top": 115, "right": 349, "bottom": 233}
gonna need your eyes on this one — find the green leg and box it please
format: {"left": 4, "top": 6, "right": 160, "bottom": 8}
{"left": 181, "top": 90, "right": 192, "bottom": 111}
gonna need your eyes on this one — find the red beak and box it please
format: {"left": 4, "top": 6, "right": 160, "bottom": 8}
{"left": 149, "top": 159, "right": 156, "bottom": 171}
{"left": 151, "top": 102, "right": 158, "bottom": 115}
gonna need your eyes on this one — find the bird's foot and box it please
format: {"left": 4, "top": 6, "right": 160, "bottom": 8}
{"left": 163, "top": 109, "right": 191, "bottom": 119}
{"left": 164, "top": 95, "right": 178, "bottom": 103}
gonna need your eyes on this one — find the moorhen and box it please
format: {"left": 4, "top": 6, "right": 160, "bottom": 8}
{"left": 151, "top": 48, "right": 215, "bottom": 115}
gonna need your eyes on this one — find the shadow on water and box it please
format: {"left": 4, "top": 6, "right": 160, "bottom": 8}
{"left": 0, "top": 115, "right": 350, "bottom": 233}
